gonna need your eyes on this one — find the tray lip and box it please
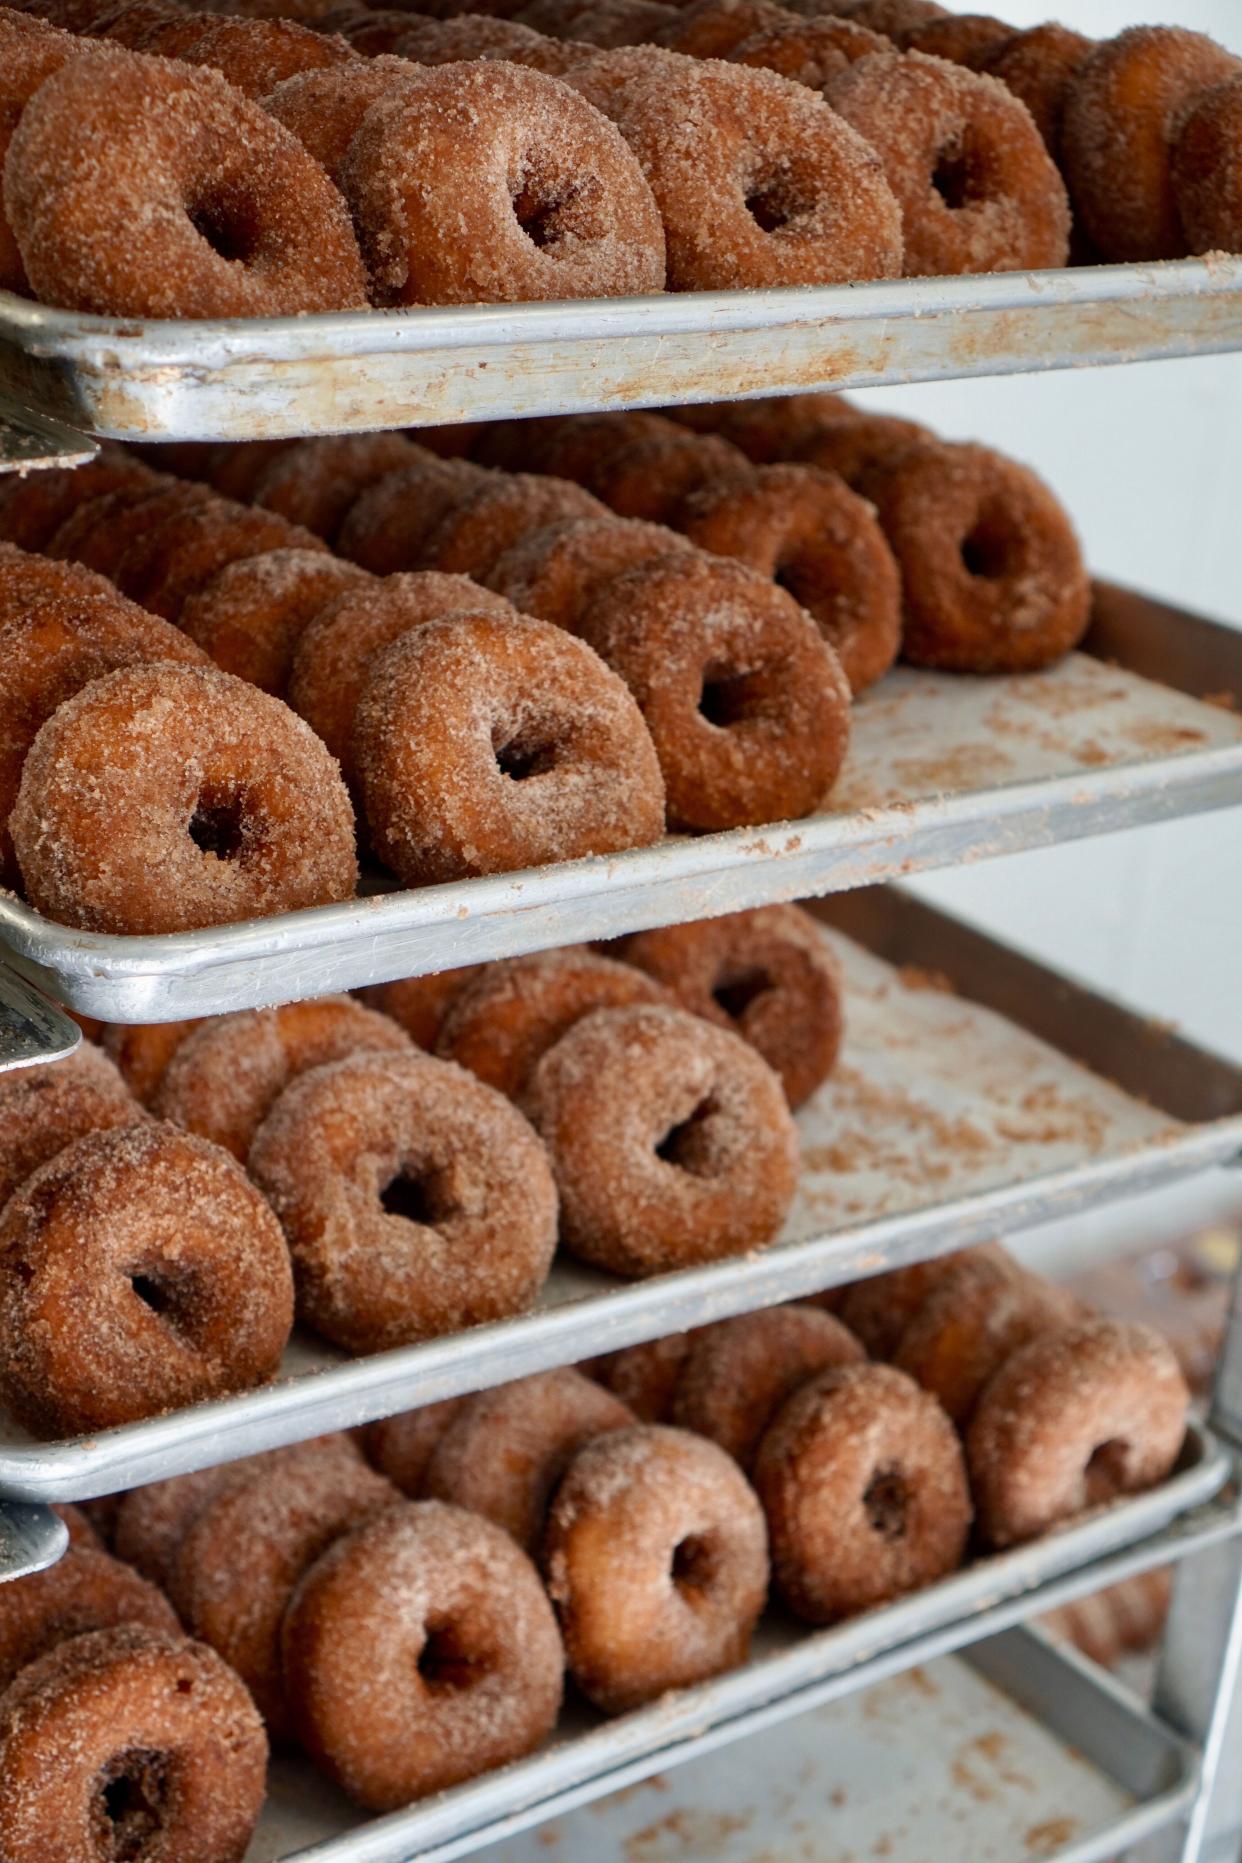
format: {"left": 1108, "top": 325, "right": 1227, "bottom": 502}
{"left": 265, "top": 1445, "right": 1226, "bottom": 1863}
{"left": 3, "top": 258, "right": 1240, "bottom": 371}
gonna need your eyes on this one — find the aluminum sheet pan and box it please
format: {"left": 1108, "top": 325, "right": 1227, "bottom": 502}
{"left": 1, "top": 584, "right": 1240, "bottom": 1024}
{"left": 3, "top": 890, "right": 1240, "bottom": 1502}
{"left": 0, "top": 965, "right": 80, "bottom": 1073}
{"left": 0, "top": 1502, "right": 66, "bottom": 1584}
{"left": 1, "top": 260, "right": 1240, "bottom": 441}
{"left": 244, "top": 1519, "right": 1218, "bottom": 1863}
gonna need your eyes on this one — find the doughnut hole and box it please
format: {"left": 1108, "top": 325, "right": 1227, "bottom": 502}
{"left": 511, "top": 155, "right": 606, "bottom": 253}
{"left": 378, "top": 1162, "right": 459, "bottom": 1229}
{"left": 94, "top": 1747, "right": 171, "bottom": 1854}
{"left": 188, "top": 189, "right": 258, "bottom": 266}
{"left": 654, "top": 1092, "right": 723, "bottom": 1177}
{"left": 187, "top": 784, "right": 252, "bottom": 864}
{"left": 670, "top": 1529, "right": 721, "bottom": 1601}
{"left": 863, "top": 1465, "right": 910, "bottom": 1540}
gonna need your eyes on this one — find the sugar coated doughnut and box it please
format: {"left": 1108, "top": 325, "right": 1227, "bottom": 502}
{"left": 116, "top": 501, "right": 324, "bottom": 629}
{"left": 837, "top": 1244, "right": 1012, "bottom": 1357}
{"left": 793, "top": 406, "right": 934, "bottom": 486}
{"left": 835, "top": 0, "right": 946, "bottom": 33}
{"left": 575, "top": 50, "right": 903, "bottom": 288}
{"left": 251, "top": 433, "right": 417, "bottom": 543}
{"left": 100, "top": 1020, "right": 202, "bottom": 1106}
{"left": 1063, "top": 27, "right": 1240, "bottom": 261}
{"left": 341, "top": 61, "right": 665, "bottom": 305}
{"left": 579, "top": 428, "right": 751, "bottom": 528}
{"left": 861, "top": 439, "right": 1090, "bottom": 673}
{"left": 526, "top": 1002, "right": 798, "bottom": 1276}
{"left": 0, "top": 14, "right": 91, "bottom": 294}
{"left": 12, "top": 662, "right": 358, "bottom": 934}
{"left": 171, "top": 1435, "right": 398, "bottom": 1735}
{"left": 670, "top": 391, "right": 854, "bottom": 465}
{"left": 755, "top": 1362, "right": 971, "bottom": 1621}
{"left": 0, "top": 1544, "right": 178, "bottom": 1693}
{"left": 156, "top": 995, "right": 414, "bottom": 1162}
{"left": 549, "top": 0, "right": 674, "bottom": 51}
{"left": 249, "top": 1050, "right": 558, "bottom": 1353}
{"left": 0, "top": 1625, "right": 268, "bottom": 1863}
{"left": 282, "top": 1501, "right": 563, "bottom": 1810}
{"left": 489, "top": 514, "right": 690, "bottom": 631}
{"left": 578, "top": 552, "right": 850, "bottom": 832}
{"left": 418, "top": 473, "right": 607, "bottom": 583}
{"left": 900, "top": 13, "right": 1012, "bottom": 68}
{"left": 593, "top": 1331, "right": 696, "bottom": 1421}
{"left": 0, "top": 1121, "right": 293, "bottom": 1437}
{"left": 425, "top": 1369, "right": 634, "bottom": 1551}
{"left": 263, "top": 57, "right": 420, "bottom": 183}
{"left": 355, "top": 609, "right": 666, "bottom": 885}
{"left": 358, "top": 966, "right": 486, "bottom": 1051}
{"left": 730, "top": 14, "right": 889, "bottom": 93}
{"left": 114, "top": 1462, "right": 259, "bottom": 1590}
{"left": 436, "top": 948, "right": 672, "bottom": 1100}
{"left": 0, "top": 563, "right": 208, "bottom": 877}
{"left": 967, "top": 1319, "right": 1190, "bottom": 1549}
{"left": 982, "top": 24, "right": 1093, "bottom": 160}
{"left": 0, "top": 1045, "right": 143, "bottom": 1210}
{"left": 393, "top": 15, "right": 573, "bottom": 66}
{"left": 478, "top": 409, "right": 671, "bottom": 481}
{"left": 336, "top": 455, "right": 490, "bottom": 576}
{"left": 179, "top": 550, "right": 368, "bottom": 695}
{"left": 289, "top": 572, "right": 512, "bottom": 781}
{"left": 1172, "top": 76, "right": 1242, "bottom": 256}
{"left": 617, "top": 904, "right": 844, "bottom": 1108}
{"left": 545, "top": 1425, "right": 768, "bottom": 1712}
{"left": 654, "top": 0, "right": 789, "bottom": 61}
{"left": 176, "top": 14, "right": 356, "bottom": 96}
{"left": 362, "top": 1398, "right": 467, "bottom": 1496}
{"left": 673, "top": 1305, "right": 865, "bottom": 1468}
{"left": 893, "top": 1253, "right": 1080, "bottom": 1424}
{"left": 0, "top": 453, "right": 155, "bottom": 555}
{"left": 825, "top": 52, "right": 1070, "bottom": 275}
{"left": 6, "top": 52, "right": 368, "bottom": 316}
{"left": 679, "top": 463, "right": 901, "bottom": 694}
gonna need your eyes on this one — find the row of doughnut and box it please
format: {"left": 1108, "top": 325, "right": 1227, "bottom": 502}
{"left": 0, "top": 906, "right": 839, "bottom": 1437}
{"left": 0, "top": 1246, "right": 1189, "bottom": 1857}
{"left": 0, "top": 394, "right": 1090, "bottom": 935}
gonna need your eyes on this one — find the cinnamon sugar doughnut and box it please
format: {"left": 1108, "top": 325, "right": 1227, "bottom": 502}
{"left": 7, "top": 51, "right": 368, "bottom": 317}
{"left": 616, "top": 904, "right": 844, "bottom": 1109}
{"left": 0, "top": 13, "right": 90, "bottom": 294}
{"left": 177, "top": 14, "right": 355, "bottom": 95}
{"left": 525, "top": 1002, "right": 798, "bottom": 1275}
{"left": 654, "top": 0, "right": 790, "bottom": 60}
{"left": 544, "top": 1425, "right": 768, "bottom": 1712}
{"left": 900, "top": 13, "right": 1012, "bottom": 69}
{"left": 12, "top": 662, "right": 358, "bottom": 935}
{"left": 574, "top": 49, "right": 903, "bottom": 287}
{"left": 0, "top": 1626, "right": 268, "bottom": 1863}
{"left": 117, "top": 500, "right": 322, "bottom": 626}
{"left": 834, "top": 0, "right": 945, "bottom": 34}
{"left": 113, "top": 1462, "right": 257, "bottom": 1590}
{"left": 355, "top": 610, "right": 666, "bottom": 884}
{"left": 436, "top": 948, "right": 672, "bottom": 1100}
{"left": 0, "top": 453, "right": 154, "bottom": 555}
{"left": 1062, "top": 27, "right": 1240, "bottom": 262}
{"left": 329, "top": 8, "right": 417, "bottom": 55}
{"left": 1172, "top": 76, "right": 1242, "bottom": 257}
{"left": 893, "top": 1253, "right": 1080, "bottom": 1425}
{"left": 341, "top": 61, "right": 666, "bottom": 305}
{"left": 48, "top": 480, "right": 214, "bottom": 583}
{"left": 89, "top": 0, "right": 182, "bottom": 46}
{"left": 577, "top": 552, "right": 851, "bottom": 832}
{"left": 793, "top": 406, "right": 932, "bottom": 486}
{"left": 730, "top": 14, "right": 889, "bottom": 93}
{"left": 0, "top": 562, "right": 207, "bottom": 879}
{"left": 250, "top": 433, "right": 418, "bottom": 543}
{"left": 824, "top": 52, "right": 1070, "bottom": 275}
{"left": 480, "top": 410, "right": 673, "bottom": 482}
{"left": 425, "top": 1370, "right": 634, "bottom": 1552}
{"left": 393, "top": 14, "right": 572, "bottom": 66}
{"left": 156, "top": 995, "right": 414, "bottom": 1161}
{"left": 837, "top": 1244, "right": 1011, "bottom": 1358}
{"left": 680, "top": 463, "right": 901, "bottom": 694}
{"left": 673, "top": 1305, "right": 865, "bottom": 1468}
{"left": 336, "top": 455, "right": 488, "bottom": 576}
{"left": 860, "top": 440, "right": 1091, "bottom": 673}
{"left": 100, "top": 1020, "right": 202, "bottom": 1107}
{"left": 0, "top": 1121, "right": 294, "bottom": 1437}
{"left": 583, "top": 429, "right": 753, "bottom": 528}
{"left": 0, "top": 1545, "right": 178, "bottom": 1692}
{"left": 0, "top": 1045, "right": 143, "bottom": 1210}
{"left": 754, "top": 1362, "right": 970, "bottom": 1621}
{"left": 282, "top": 1501, "right": 563, "bottom": 1811}
{"left": 594, "top": 1331, "right": 696, "bottom": 1421}
{"left": 202, "top": 441, "right": 300, "bottom": 504}
{"left": 362, "top": 1399, "right": 467, "bottom": 1496}
{"left": 179, "top": 550, "right": 368, "bottom": 695}
{"left": 489, "top": 514, "right": 691, "bottom": 631}
{"left": 248, "top": 1050, "right": 558, "bottom": 1353}
{"left": 667, "top": 393, "right": 849, "bottom": 463}
{"left": 967, "top": 1319, "right": 1190, "bottom": 1549}
{"left": 547, "top": 0, "right": 674, "bottom": 51}
{"left": 982, "top": 24, "right": 1093, "bottom": 160}
{"left": 419, "top": 473, "right": 607, "bottom": 580}
{"left": 289, "top": 572, "right": 512, "bottom": 780}
{"left": 358, "top": 967, "right": 486, "bottom": 1051}
{"left": 171, "top": 1435, "right": 398, "bottom": 1734}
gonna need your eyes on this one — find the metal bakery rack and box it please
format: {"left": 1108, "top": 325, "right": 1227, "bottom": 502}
{"left": 3, "top": 253, "right": 1242, "bottom": 1862}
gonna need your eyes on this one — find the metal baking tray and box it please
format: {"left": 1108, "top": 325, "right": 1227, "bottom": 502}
{"left": 2, "top": 581, "right": 1240, "bottom": 1024}
{"left": 4, "top": 888, "right": 1242, "bottom": 1502}
{"left": 0, "top": 965, "right": 79, "bottom": 1074}
{"left": 2, "top": 260, "right": 1241, "bottom": 443}
{"left": 243, "top": 1503, "right": 1227, "bottom": 1863}
{"left": 0, "top": 1502, "right": 66, "bottom": 1585}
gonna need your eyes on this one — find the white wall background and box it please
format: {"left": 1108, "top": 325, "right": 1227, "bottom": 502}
{"left": 854, "top": 0, "right": 1242, "bottom": 1062}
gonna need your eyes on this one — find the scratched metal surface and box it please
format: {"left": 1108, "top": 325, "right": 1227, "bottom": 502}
{"left": 1, "top": 261, "right": 1240, "bottom": 440}
{"left": 1, "top": 585, "right": 1240, "bottom": 1023}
